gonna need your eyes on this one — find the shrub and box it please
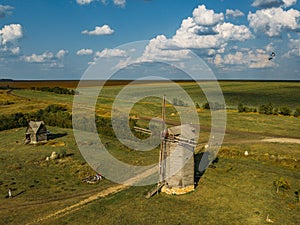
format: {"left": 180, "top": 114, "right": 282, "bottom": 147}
{"left": 58, "top": 149, "right": 67, "bottom": 158}
{"left": 265, "top": 103, "right": 273, "bottom": 115}
{"left": 273, "top": 177, "right": 290, "bottom": 193}
{"left": 294, "top": 106, "right": 300, "bottom": 117}
{"left": 273, "top": 108, "right": 279, "bottom": 115}
{"left": 279, "top": 106, "right": 291, "bottom": 116}
{"left": 259, "top": 103, "right": 273, "bottom": 115}
{"left": 238, "top": 103, "right": 244, "bottom": 112}
{"left": 238, "top": 103, "right": 256, "bottom": 113}
{"left": 202, "top": 102, "right": 210, "bottom": 109}
{"left": 203, "top": 102, "right": 225, "bottom": 110}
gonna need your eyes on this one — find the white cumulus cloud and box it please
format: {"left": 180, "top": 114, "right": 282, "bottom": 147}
{"left": 76, "top": 0, "right": 126, "bottom": 7}
{"left": 56, "top": 49, "right": 68, "bottom": 59}
{"left": 0, "top": 24, "right": 22, "bottom": 55}
{"left": 215, "top": 22, "right": 253, "bottom": 41}
{"left": 172, "top": 6, "right": 252, "bottom": 50}
{"left": 137, "top": 4, "right": 253, "bottom": 65}
{"left": 23, "top": 52, "right": 54, "bottom": 63}
{"left": 248, "top": 7, "right": 300, "bottom": 37}
{"left": 214, "top": 48, "right": 275, "bottom": 69}
{"left": 284, "top": 37, "right": 300, "bottom": 57}
{"left": 81, "top": 25, "right": 114, "bottom": 35}
{"left": 283, "top": 0, "right": 298, "bottom": 7}
{"left": 140, "top": 35, "right": 192, "bottom": 62}
{"left": 0, "top": 5, "right": 14, "bottom": 18}
{"left": 76, "top": 0, "right": 94, "bottom": 5}
{"left": 252, "top": 0, "right": 297, "bottom": 8}
{"left": 89, "top": 48, "right": 127, "bottom": 66}
{"left": 77, "top": 48, "right": 93, "bottom": 55}
{"left": 0, "top": 24, "right": 23, "bottom": 45}
{"left": 113, "top": 0, "right": 126, "bottom": 7}
{"left": 10, "top": 46, "right": 20, "bottom": 55}
{"left": 193, "top": 5, "right": 224, "bottom": 26}
{"left": 95, "top": 48, "right": 127, "bottom": 58}
{"left": 226, "top": 9, "right": 245, "bottom": 18}
{"left": 23, "top": 49, "right": 68, "bottom": 67}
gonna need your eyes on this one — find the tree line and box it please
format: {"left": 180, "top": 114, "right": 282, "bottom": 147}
{"left": 238, "top": 103, "right": 300, "bottom": 117}
{"left": 0, "top": 104, "right": 72, "bottom": 131}
{"left": 0, "top": 104, "right": 138, "bottom": 139}
{"left": 31, "top": 86, "right": 78, "bottom": 95}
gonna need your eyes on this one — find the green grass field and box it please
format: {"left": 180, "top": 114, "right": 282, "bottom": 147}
{"left": 0, "top": 81, "right": 299, "bottom": 224}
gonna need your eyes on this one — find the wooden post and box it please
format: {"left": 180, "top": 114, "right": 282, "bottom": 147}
{"left": 159, "top": 95, "right": 166, "bottom": 184}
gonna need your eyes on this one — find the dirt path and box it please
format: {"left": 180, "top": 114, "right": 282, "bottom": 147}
{"left": 26, "top": 184, "right": 128, "bottom": 225}
{"left": 262, "top": 137, "right": 300, "bottom": 144}
{"left": 27, "top": 166, "right": 157, "bottom": 225}
{"left": 7, "top": 89, "right": 29, "bottom": 100}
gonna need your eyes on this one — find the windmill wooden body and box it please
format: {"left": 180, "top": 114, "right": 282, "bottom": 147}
{"left": 145, "top": 95, "right": 197, "bottom": 197}
{"left": 160, "top": 123, "right": 197, "bottom": 194}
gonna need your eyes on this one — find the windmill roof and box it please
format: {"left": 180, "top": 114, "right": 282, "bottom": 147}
{"left": 168, "top": 124, "right": 198, "bottom": 140}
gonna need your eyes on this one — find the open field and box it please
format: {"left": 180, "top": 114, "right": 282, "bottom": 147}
{"left": 2, "top": 80, "right": 300, "bottom": 108}
{"left": 0, "top": 90, "right": 51, "bottom": 115}
{"left": 0, "top": 81, "right": 299, "bottom": 224}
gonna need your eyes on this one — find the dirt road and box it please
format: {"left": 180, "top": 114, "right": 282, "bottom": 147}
{"left": 262, "top": 137, "right": 300, "bottom": 144}
{"left": 27, "top": 166, "right": 157, "bottom": 224}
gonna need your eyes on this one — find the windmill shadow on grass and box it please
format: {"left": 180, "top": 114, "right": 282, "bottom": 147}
{"left": 194, "top": 152, "right": 219, "bottom": 188}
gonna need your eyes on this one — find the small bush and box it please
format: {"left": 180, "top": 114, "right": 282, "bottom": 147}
{"left": 202, "top": 102, "right": 210, "bottom": 109}
{"left": 273, "top": 177, "right": 290, "bottom": 193}
{"left": 203, "top": 102, "right": 225, "bottom": 110}
{"left": 273, "top": 108, "right": 279, "bottom": 115}
{"left": 259, "top": 103, "right": 273, "bottom": 115}
{"left": 238, "top": 103, "right": 256, "bottom": 113}
{"left": 279, "top": 106, "right": 291, "bottom": 116}
{"left": 238, "top": 103, "right": 244, "bottom": 112}
{"left": 294, "top": 106, "right": 300, "bottom": 117}
{"left": 58, "top": 149, "right": 67, "bottom": 158}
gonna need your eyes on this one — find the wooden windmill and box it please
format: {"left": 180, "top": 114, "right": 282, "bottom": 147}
{"left": 142, "top": 95, "right": 197, "bottom": 197}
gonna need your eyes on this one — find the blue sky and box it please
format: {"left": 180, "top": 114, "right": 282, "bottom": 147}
{"left": 0, "top": 0, "right": 300, "bottom": 80}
